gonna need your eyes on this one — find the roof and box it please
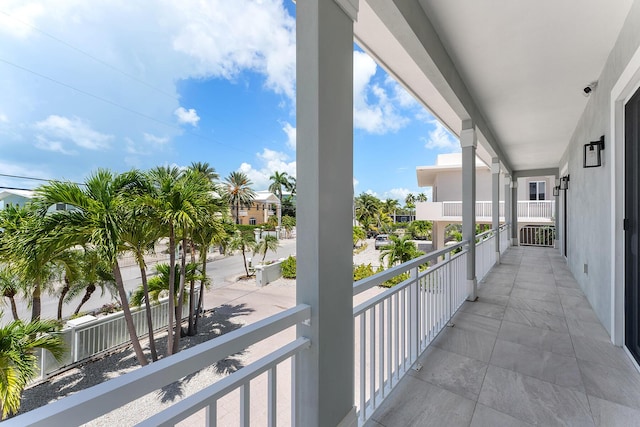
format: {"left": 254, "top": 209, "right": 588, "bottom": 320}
{"left": 253, "top": 191, "right": 280, "bottom": 203}
{"left": 0, "top": 189, "right": 35, "bottom": 200}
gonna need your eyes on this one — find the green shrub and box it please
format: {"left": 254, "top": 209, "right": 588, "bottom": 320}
{"left": 381, "top": 271, "right": 410, "bottom": 288}
{"left": 281, "top": 255, "right": 297, "bottom": 278}
{"left": 353, "top": 263, "right": 376, "bottom": 281}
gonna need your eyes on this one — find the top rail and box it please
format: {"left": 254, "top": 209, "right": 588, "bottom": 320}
{"left": 353, "top": 240, "right": 468, "bottom": 296}
{"left": 6, "top": 304, "right": 311, "bottom": 427}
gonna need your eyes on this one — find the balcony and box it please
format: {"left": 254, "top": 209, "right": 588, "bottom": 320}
{"left": 417, "top": 200, "right": 555, "bottom": 223}
{"left": 18, "top": 226, "right": 639, "bottom": 426}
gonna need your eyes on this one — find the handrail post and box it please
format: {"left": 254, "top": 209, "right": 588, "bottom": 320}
{"left": 409, "top": 266, "right": 419, "bottom": 363}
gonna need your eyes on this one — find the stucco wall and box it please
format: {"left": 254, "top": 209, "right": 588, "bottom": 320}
{"left": 559, "top": 1, "right": 640, "bottom": 335}
{"left": 516, "top": 176, "right": 556, "bottom": 201}
{"left": 433, "top": 168, "right": 500, "bottom": 201}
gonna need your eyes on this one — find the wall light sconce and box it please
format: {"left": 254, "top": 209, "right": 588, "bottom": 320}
{"left": 560, "top": 175, "right": 570, "bottom": 190}
{"left": 553, "top": 186, "right": 560, "bottom": 197}
{"left": 584, "top": 135, "right": 605, "bottom": 168}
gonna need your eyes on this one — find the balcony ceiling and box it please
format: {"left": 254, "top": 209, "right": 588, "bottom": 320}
{"left": 356, "top": 0, "right": 633, "bottom": 172}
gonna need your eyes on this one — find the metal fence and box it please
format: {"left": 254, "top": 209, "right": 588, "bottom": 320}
{"left": 520, "top": 225, "right": 556, "bottom": 247}
{"left": 475, "top": 229, "right": 497, "bottom": 282}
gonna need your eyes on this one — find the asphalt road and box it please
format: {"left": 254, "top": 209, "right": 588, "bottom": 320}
{"left": 5, "top": 238, "right": 297, "bottom": 324}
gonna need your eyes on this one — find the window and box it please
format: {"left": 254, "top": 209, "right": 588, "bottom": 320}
{"left": 529, "top": 181, "right": 546, "bottom": 200}
{"left": 56, "top": 203, "right": 66, "bottom": 211}
{"left": 249, "top": 217, "right": 257, "bottom": 225}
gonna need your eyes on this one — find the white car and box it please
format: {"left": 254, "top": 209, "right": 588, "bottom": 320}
{"left": 374, "top": 234, "right": 391, "bottom": 250}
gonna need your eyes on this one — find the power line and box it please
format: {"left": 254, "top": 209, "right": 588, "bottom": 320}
{"left": 0, "top": 10, "right": 178, "bottom": 101}
{"left": 0, "top": 185, "right": 35, "bottom": 191}
{"left": 0, "top": 173, "right": 84, "bottom": 186}
{"left": 0, "top": 58, "right": 254, "bottom": 156}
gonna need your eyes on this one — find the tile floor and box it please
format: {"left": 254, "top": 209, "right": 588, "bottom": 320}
{"left": 366, "top": 246, "right": 640, "bottom": 426}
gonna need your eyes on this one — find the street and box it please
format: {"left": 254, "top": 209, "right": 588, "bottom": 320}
{"left": 4, "top": 238, "right": 297, "bottom": 324}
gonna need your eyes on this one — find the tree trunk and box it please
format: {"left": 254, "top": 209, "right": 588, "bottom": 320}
{"left": 236, "top": 200, "right": 240, "bottom": 224}
{"left": 172, "top": 234, "right": 188, "bottom": 354}
{"left": 57, "top": 276, "right": 71, "bottom": 320}
{"left": 139, "top": 264, "right": 158, "bottom": 362}
{"left": 31, "top": 282, "right": 41, "bottom": 321}
{"left": 241, "top": 245, "right": 249, "bottom": 276}
{"left": 74, "top": 283, "right": 96, "bottom": 315}
{"left": 4, "top": 292, "right": 19, "bottom": 321}
{"left": 167, "top": 225, "right": 176, "bottom": 355}
{"left": 195, "top": 254, "right": 208, "bottom": 334}
{"left": 187, "top": 243, "right": 197, "bottom": 336}
{"left": 113, "top": 263, "right": 147, "bottom": 366}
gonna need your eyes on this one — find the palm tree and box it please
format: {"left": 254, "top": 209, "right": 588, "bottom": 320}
{"left": 0, "top": 266, "right": 23, "bottom": 321}
{"left": 67, "top": 248, "right": 114, "bottom": 316}
{"left": 190, "top": 213, "right": 226, "bottom": 334}
{"left": 254, "top": 235, "right": 279, "bottom": 263}
{"left": 146, "top": 166, "right": 212, "bottom": 354}
{"left": 0, "top": 204, "right": 63, "bottom": 321}
{"left": 52, "top": 249, "right": 81, "bottom": 321}
{"left": 383, "top": 198, "right": 400, "bottom": 223}
{"left": 120, "top": 215, "right": 162, "bottom": 361}
{"left": 189, "top": 161, "right": 219, "bottom": 184}
{"left": 0, "top": 319, "right": 66, "bottom": 419}
{"left": 35, "top": 169, "right": 150, "bottom": 366}
{"left": 268, "top": 171, "right": 290, "bottom": 202}
{"left": 224, "top": 171, "right": 256, "bottom": 225}
{"left": 230, "top": 230, "right": 257, "bottom": 276}
{"left": 416, "top": 193, "right": 428, "bottom": 202}
{"left": 355, "top": 193, "right": 382, "bottom": 234}
{"left": 405, "top": 193, "right": 416, "bottom": 222}
{"left": 379, "top": 235, "right": 424, "bottom": 268}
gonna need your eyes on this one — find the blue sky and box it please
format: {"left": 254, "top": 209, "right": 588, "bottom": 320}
{"left": 0, "top": 0, "right": 459, "bottom": 203}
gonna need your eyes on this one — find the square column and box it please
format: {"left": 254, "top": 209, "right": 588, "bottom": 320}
{"left": 504, "top": 174, "right": 512, "bottom": 236}
{"left": 492, "top": 158, "right": 501, "bottom": 262}
{"left": 461, "top": 121, "right": 477, "bottom": 301}
{"left": 296, "top": 1, "right": 357, "bottom": 426}
{"left": 511, "top": 180, "right": 519, "bottom": 245}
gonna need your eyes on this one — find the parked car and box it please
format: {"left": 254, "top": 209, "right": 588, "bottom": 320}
{"left": 375, "top": 234, "right": 391, "bottom": 250}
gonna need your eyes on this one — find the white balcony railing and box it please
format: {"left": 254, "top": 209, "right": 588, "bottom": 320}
{"left": 500, "top": 223, "right": 511, "bottom": 255}
{"left": 7, "top": 305, "right": 311, "bottom": 427}
{"left": 475, "top": 229, "right": 497, "bottom": 283}
{"left": 352, "top": 241, "right": 469, "bottom": 424}
{"left": 13, "top": 228, "right": 513, "bottom": 426}
{"left": 439, "top": 200, "right": 554, "bottom": 220}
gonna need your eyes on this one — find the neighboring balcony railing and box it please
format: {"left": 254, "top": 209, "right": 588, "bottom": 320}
{"left": 436, "top": 200, "right": 555, "bottom": 220}
{"left": 352, "top": 241, "right": 469, "bottom": 424}
{"left": 520, "top": 225, "right": 556, "bottom": 247}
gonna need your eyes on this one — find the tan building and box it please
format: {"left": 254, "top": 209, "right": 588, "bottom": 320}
{"left": 416, "top": 153, "right": 556, "bottom": 250}
{"left": 234, "top": 190, "right": 281, "bottom": 226}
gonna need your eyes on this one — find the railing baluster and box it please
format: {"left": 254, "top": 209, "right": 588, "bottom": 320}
{"left": 206, "top": 401, "right": 217, "bottom": 427}
{"left": 379, "top": 302, "right": 385, "bottom": 399}
{"left": 268, "top": 366, "right": 277, "bottom": 427}
{"left": 359, "top": 313, "right": 366, "bottom": 422}
{"left": 370, "top": 307, "right": 376, "bottom": 409}
{"left": 240, "top": 382, "right": 250, "bottom": 426}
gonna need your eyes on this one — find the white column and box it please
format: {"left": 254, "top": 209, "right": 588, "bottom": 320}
{"left": 504, "top": 174, "right": 511, "bottom": 240}
{"left": 296, "top": 1, "right": 357, "bottom": 426}
{"left": 511, "top": 180, "right": 519, "bottom": 245}
{"left": 461, "top": 120, "right": 477, "bottom": 301}
{"left": 492, "top": 158, "right": 500, "bottom": 263}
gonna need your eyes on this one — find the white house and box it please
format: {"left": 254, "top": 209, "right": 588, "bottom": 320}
{"left": 415, "top": 153, "right": 556, "bottom": 249}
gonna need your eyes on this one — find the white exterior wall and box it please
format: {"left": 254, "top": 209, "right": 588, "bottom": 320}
{"left": 559, "top": 1, "right": 640, "bottom": 336}
{"left": 433, "top": 169, "right": 499, "bottom": 201}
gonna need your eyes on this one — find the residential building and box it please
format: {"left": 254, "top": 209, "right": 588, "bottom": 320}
{"left": 415, "top": 153, "right": 556, "bottom": 249}
{"left": 233, "top": 190, "right": 281, "bottom": 226}
{"left": 12, "top": 1, "right": 640, "bottom": 426}
{"left": 0, "top": 189, "right": 70, "bottom": 212}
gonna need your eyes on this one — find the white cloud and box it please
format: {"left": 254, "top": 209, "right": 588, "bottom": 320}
{"left": 353, "top": 51, "right": 410, "bottom": 134}
{"left": 143, "top": 132, "right": 170, "bottom": 145}
{"left": 174, "top": 107, "right": 200, "bottom": 127}
{"left": 34, "top": 135, "right": 76, "bottom": 155}
{"left": 353, "top": 177, "right": 359, "bottom": 188}
{"left": 422, "top": 121, "right": 460, "bottom": 152}
{"left": 34, "top": 115, "right": 112, "bottom": 151}
{"left": 238, "top": 148, "right": 296, "bottom": 190}
{"left": 0, "top": 113, "right": 8, "bottom": 123}
{"left": 382, "top": 188, "right": 412, "bottom": 202}
{"left": 282, "top": 122, "right": 296, "bottom": 150}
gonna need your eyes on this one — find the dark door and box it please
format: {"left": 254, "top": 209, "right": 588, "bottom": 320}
{"left": 563, "top": 187, "right": 568, "bottom": 257}
{"left": 625, "top": 87, "right": 640, "bottom": 364}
